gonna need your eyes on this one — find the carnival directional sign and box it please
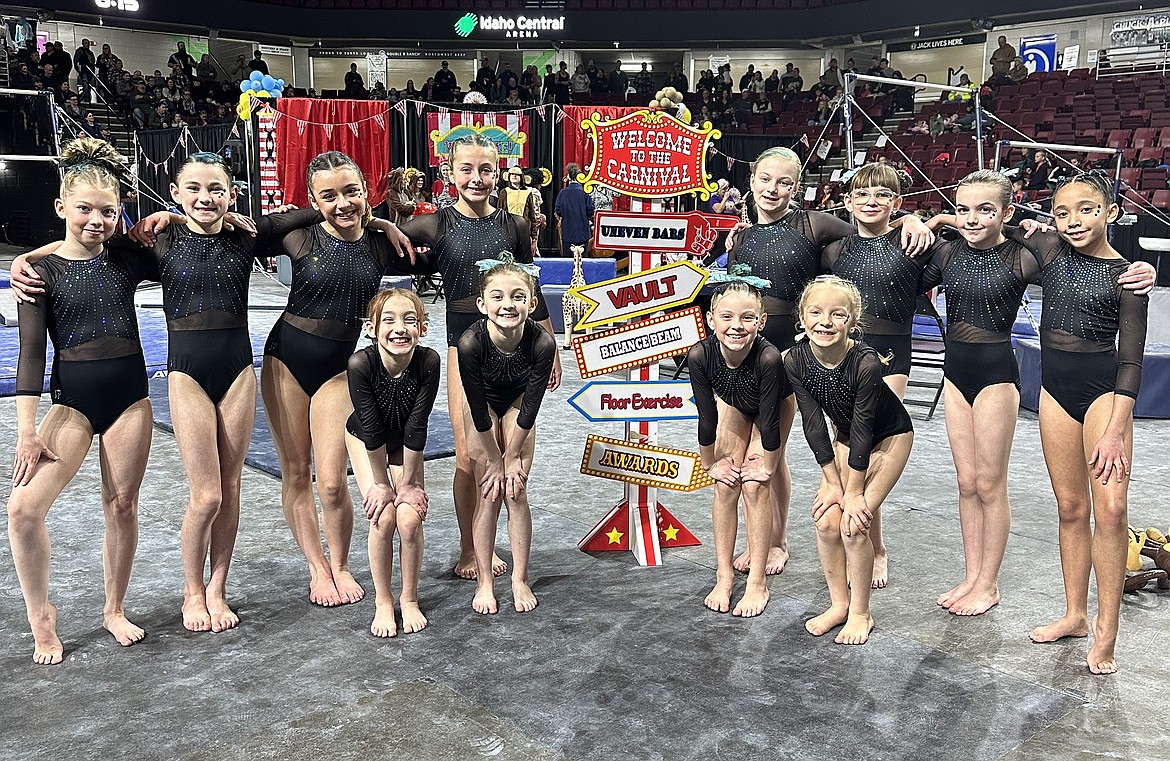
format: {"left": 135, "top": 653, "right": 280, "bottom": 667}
{"left": 593, "top": 210, "right": 739, "bottom": 257}
{"left": 569, "top": 260, "right": 708, "bottom": 330}
{"left": 580, "top": 435, "right": 715, "bottom": 492}
{"left": 572, "top": 305, "right": 706, "bottom": 379}
{"left": 578, "top": 109, "right": 721, "bottom": 200}
{"left": 567, "top": 380, "right": 698, "bottom": 423}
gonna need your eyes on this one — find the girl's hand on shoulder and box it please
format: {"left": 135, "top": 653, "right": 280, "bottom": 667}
{"left": 811, "top": 483, "right": 843, "bottom": 521}
{"left": 899, "top": 214, "right": 935, "bottom": 255}
{"left": 9, "top": 254, "right": 45, "bottom": 304}
{"left": 725, "top": 221, "right": 751, "bottom": 253}
{"left": 223, "top": 212, "right": 257, "bottom": 236}
{"left": 271, "top": 204, "right": 299, "bottom": 213}
{"left": 368, "top": 219, "right": 418, "bottom": 265}
{"left": 707, "top": 457, "right": 740, "bottom": 487}
{"left": 1017, "top": 218, "right": 1053, "bottom": 237}
{"left": 12, "top": 433, "right": 58, "bottom": 487}
{"left": 841, "top": 494, "right": 872, "bottom": 537}
{"left": 395, "top": 484, "right": 429, "bottom": 519}
{"left": 1119, "top": 261, "right": 1157, "bottom": 296}
{"left": 362, "top": 483, "right": 396, "bottom": 525}
{"left": 129, "top": 211, "right": 185, "bottom": 246}
{"left": 1088, "top": 433, "right": 1130, "bottom": 485}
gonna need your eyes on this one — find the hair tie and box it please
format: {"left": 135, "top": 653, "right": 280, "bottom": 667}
{"left": 709, "top": 263, "right": 771, "bottom": 289}
{"left": 476, "top": 251, "right": 541, "bottom": 278}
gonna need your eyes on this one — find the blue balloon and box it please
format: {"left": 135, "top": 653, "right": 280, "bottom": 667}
{"left": 250, "top": 71, "right": 264, "bottom": 82}
{"left": 271, "top": 90, "right": 282, "bottom": 99}
{"left": 262, "top": 75, "right": 276, "bottom": 91}
{"left": 249, "top": 81, "right": 263, "bottom": 91}
{"left": 277, "top": 79, "right": 285, "bottom": 88}
{"left": 239, "top": 80, "right": 251, "bottom": 93}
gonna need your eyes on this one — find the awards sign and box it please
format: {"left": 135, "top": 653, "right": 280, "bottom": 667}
{"left": 567, "top": 380, "right": 699, "bottom": 423}
{"left": 593, "top": 210, "right": 739, "bottom": 256}
{"left": 569, "top": 259, "right": 709, "bottom": 330}
{"left": 580, "top": 435, "right": 714, "bottom": 492}
{"left": 572, "top": 305, "right": 706, "bottom": 379}
{"left": 578, "top": 110, "right": 720, "bottom": 200}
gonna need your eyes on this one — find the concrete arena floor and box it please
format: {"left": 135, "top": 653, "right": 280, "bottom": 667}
{"left": 1, "top": 276, "right": 1169, "bottom": 760}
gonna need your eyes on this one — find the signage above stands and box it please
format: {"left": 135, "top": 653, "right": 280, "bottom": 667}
{"left": 455, "top": 12, "right": 566, "bottom": 40}
{"left": 308, "top": 49, "right": 472, "bottom": 59}
{"left": 887, "top": 34, "right": 986, "bottom": 53}
{"left": 94, "top": 0, "right": 139, "bottom": 11}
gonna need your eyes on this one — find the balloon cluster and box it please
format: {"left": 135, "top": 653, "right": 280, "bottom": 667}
{"left": 237, "top": 70, "right": 286, "bottom": 119}
{"left": 648, "top": 86, "right": 691, "bottom": 124}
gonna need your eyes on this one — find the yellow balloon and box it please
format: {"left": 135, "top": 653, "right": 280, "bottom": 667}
{"left": 237, "top": 91, "right": 253, "bottom": 120}
{"left": 256, "top": 90, "right": 271, "bottom": 98}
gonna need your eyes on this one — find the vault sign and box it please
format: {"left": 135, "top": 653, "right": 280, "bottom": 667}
{"left": 570, "top": 259, "right": 708, "bottom": 330}
{"left": 578, "top": 110, "right": 720, "bottom": 200}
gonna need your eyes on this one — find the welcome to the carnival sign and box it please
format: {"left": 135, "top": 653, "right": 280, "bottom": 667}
{"left": 577, "top": 110, "right": 720, "bottom": 200}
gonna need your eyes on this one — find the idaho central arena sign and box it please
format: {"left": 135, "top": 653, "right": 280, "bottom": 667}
{"left": 577, "top": 110, "right": 720, "bottom": 200}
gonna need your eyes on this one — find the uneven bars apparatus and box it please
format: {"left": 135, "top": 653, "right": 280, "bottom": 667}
{"left": 842, "top": 72, "right": 985, "bottom": 170}
{"left": 0, "top": 89, "right": 63, "bottom": 175}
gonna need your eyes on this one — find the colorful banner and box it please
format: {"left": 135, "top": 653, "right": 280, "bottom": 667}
{"left": 592, "top": 210, "right": 736, "bottom": 257}
{"left": 568, "top": 381, "right": 698, "bottom": 423}
{"left": 580, "top": 435, "right": 714, "bottom": 492}
{"left": 569, "top": 260, "right": 709, "bottom": 330}
{"left": 572, "top": 305, "right": 706, "bottom": 379}
{"left": 427, "top": 111, "right": 529, "bottom": 167}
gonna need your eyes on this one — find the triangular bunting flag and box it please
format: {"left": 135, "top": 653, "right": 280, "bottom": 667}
{"left": 296, "top": 119, "right": 307, "bottom": 136}
{"left": 322, "top": 123, "right": 334, "bottom": 139}
{"left": 438, "top": 106, "right": 448, "bottom": 117}
{"left": 393, "top": 100, "right": 407, "bottom": 115}
{"left": 554, "top": 109, "right": 564, "bottom": 123}
{"left": 230, "top": 123, "right": 239, "bottom": 137}
{"left": 727, "top": 156, "right": 733, "bottom": 171}
{"left": 373, "top": 112, "right": 385, "bottom": 130}
{"left": 348, "top": 122, "right": 359, "bottom": 137}
{"left": 536, "top": 106, "right": 546, "bottom": 121}
{"left": 413, "top": 100, "right": 424, "bottom": 116}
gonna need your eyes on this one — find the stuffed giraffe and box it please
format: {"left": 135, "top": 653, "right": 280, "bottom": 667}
{"left": 562, "top": 243, "right": 589, "bottom": 348}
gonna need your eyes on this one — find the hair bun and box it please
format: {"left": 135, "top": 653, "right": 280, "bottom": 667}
{"left": 59, "top": 137, "right": 125, "bottom": 176}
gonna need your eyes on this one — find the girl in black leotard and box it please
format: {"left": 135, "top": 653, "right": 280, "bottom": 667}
{"left": 344, "top": 289, "right": 440, "bottom": 638}
{"left": 8, "top": 138, "right": 155, "bottom": 664}
{"left": 457, "top": 257, "right": 555, "bottom": 615}
{"left": 785, "top": 276, "right": 914, "bottom": 646}
{"left": 728, "top": 147, "right": 933, "bottom": 588}
{"left": 397, "top": 135, "right": 562, "bottom": 582}
{"left": 688, "top": 278, "right": 784, "bottom": 619}
{"left": 1017, "top": 174, "right": 1148, "bottom": 675}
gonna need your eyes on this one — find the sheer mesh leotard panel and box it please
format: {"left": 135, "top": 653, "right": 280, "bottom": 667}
{"left": 457, "top": 319, "right": 556, "bottom": 432}
{"left": 345, "top": 344, "right": 442, "bottom": 452}
{"left": 823, "top": 229, "right": 927, "bottom": 335}
{"left": 687, "top": 334, "right": 785, "bottom": 452}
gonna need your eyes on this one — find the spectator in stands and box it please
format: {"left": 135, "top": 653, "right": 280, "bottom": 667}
{"left": 143, "top": 101, "right": 169, "bottom": 129}
{"left": 1007, "top": 56, "right": 1029, "bottom": 84}
{"left": 168, "top": 41, "right": 196, "bottom": 79}
{"left": 73, "top": 38, "right": 96, "bottom": 103}
{"left": 585, "top": 58, "right": 601, "bottom": 88}
{"left": 61, "top": 93, "right": 84, "bottom": 122}
{"left": 404, "top": 79, "right": 419, "bottom": 98}
{"left": 555, "top": 162, "right": 595, "bottom": 259}
{"left": 542, "top": 64, "right": 556, "bottom": 104}
{"left": 115, "top": 70, "right": 134, "bottom": 101}
{"left": 709, "top": 179, "right": 740, "bottom": 215}
{"left": 40, "top": 63, "right": 58, "bottom": 94}
{"left": 178, "top": 89, "right": 198, "bottom": 119}
{"left": 97, "top": 44, "right": 120, "bottom": 83}
{"left": 785, "top": 67, "right": 804, "bottom": 93}
{"left": 695, "top": 104, "right": 713, "bottom": 126}
{"left": 245, "top": 50, "right": 267, "bottom": 76}
{"left": 764, "top": 69, "right": 781, "bottom": 93}
{"left": 821, "top": 57, "right": 843, "bottom": 96}
{"left": 989, "top": 35, "right": 1016, "bottom": 79}
{"left": 591, "top": 67, "right": 608, "bottom": 94}
{"left": 668, "top": 65, "right": 688, "bottom": 93}
{"left": 162, "top": 77, "right": 181, "bottom": 103}
{"left": 476, "top": 58, "right": 495, "bottom": 91}
{"left": 610, "top": 63, "right": 629, "bottom": 99}
{"left": 344, "top": 63, "right": 365, "bottom": 98}
{"left": 450, "top": 84, "right": 464, "bottom": 103}
{"left": 520, "top": 65, "right": 540, "bottom": 102}
{"left": 554, "top": 61, "right": 572, "bottom": 104}
{"left": 196, "top": 54, "right": 216, "bottom": 82}
{"left": 1026, "top": 149, "right": 1051, "bottom": 190}
{"left": 80, "top": 111, "right": 103, "bottom": 137}
{"left": 738, "top": 64, "right": 756, "bottom": 92}
{"left": 370, "top": 81, "right": 387, "bottom": 100}
{"left": 420, "top": 76, "right": 438, "bottom": 101}
{"left": 11, "top": 62, "right": 34, "bottom": 89}
{"left": 434, "top": 60, "right": 456, "bottom": 101}
{"left": 45, "top": 41, "right": 72, "bottom": 89}
{"left": 745, "top": 70, "right": 766, "bottom": 94}
{"left": 947, "top": 73, "right": 977, "bottom": 101}
{"left": 752, "top": 92, "right": 775, "bottom": 128}
{"left": 489, "top": 75, "right": 508, "bottom": 102}
{"left": 717, "top": 64, "right": 733, "bottom": 93}
{"left": 213, "top": 104, "right": 232, "bottom": 124}
{"left": 506, "top": 88, "right": 522, "bottom": 106}
{"left": 907, "top": 118, "right": 929, "bottom": 135}
{"left": 714, "top": 90, "right": 736, "bottom": 129}
{"left": 811, "top": 92, "right": 834, "bottom": 125}
{"left": 697, "top": 68, "right": 716, "bottom": 93}
{"left": 229, "top": 53, "right": 249, "bottom": 82}
{"left": 780, "top": 62, "right": 796, "bottom": 85}
{"left": 570, "top": 65, "right": 591, "bottom": 97}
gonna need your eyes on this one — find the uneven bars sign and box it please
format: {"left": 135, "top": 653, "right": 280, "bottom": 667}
{"left": 572, "top": 305, "right": 706, "bottom": 379}
{"left": 567, "top": 380, "right": 699, "bottom": 423}
{"left": 578, "top": 109, "right": 721, "bottom": 199}
{"left": 580, "top": 435, "right": 714, "bottom": 492}
{"left": 592, "top": 210, "right": 738, "bottom": 257}
{"left": 569, "top": 259, "right": 709, "bottom": 330}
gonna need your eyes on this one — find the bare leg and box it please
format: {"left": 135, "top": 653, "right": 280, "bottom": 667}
{"left": 709, "top": 402, "right": 749, "bottom": 613}
{"left": 1029, "top": 389, "right": 1092, "bottom": 644}
{"left": 396, "top": 503, "right": 428, "bottom": 633}
{"left": 97, "top": 398, "right": 153, "bottom": 647}
{"left": 465, "top": 405, "right": 501, "bottom": 614}
{"left": 807, "top": 505, "right": 850, "bottom": 636}
{"left": 736, "top": 394, "right": 793, "bottom": 575}
{"left": 261, "top": 358, "right": 340, "bottom": 606}
{"left": 499, "top": 408, "right": 538, "bottom": 612}
{"left": 309, "top": 375, "right": 363, "bottom": 604}
{"left": 448, "top": 346, "right": 505, "bottom": 579}
{"left": 733, "top": 422, "right": 772, "bottom": 617}
{"left": 6, "top": 405, "right": 93, "bottom": 664}
{"left": 938, "top": 381, "right": 982, "bottom": 607}
{"left": 866, "top": 372, "right": 909, "bottom": 590}
{"left": 346, "top": 431, "right": 398, "bottom": 637}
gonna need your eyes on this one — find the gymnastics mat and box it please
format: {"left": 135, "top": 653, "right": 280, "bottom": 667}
{"left": 147, "top": 372, "right": 457, "bottom": 478}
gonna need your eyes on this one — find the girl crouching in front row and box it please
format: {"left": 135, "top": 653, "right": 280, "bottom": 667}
{"left": 785, "top": 276, "right": 914, "bottom": 644}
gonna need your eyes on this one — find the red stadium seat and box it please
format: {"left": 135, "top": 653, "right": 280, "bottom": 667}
{"left": 1106, "top": 129, "right": 1131, "bottom": 149}
{"left": 1151, "top": 190, "right": 1170, "bottom": 210}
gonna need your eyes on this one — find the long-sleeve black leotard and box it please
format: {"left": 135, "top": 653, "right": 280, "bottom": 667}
{"left": 345, "top": 344, "right": 441, "bottom": 454}
{"left": 784, "top": 339, "right": 913, "bottom": 472}
{"left": 457, "top": 318, "right": 556, "bottom": 432}
{"left": 687, "top": 334, "right": 784, "bottom": 452}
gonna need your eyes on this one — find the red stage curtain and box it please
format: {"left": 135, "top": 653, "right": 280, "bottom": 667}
{"left": 561, "top": 105, "right": 640, "bottom": 177}
{"left": 275, "top": 98, "right": 391, "bottom": 208}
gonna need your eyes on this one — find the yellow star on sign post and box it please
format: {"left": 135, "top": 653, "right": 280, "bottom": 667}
{"left": 662, "top": 525, "right": 680, "bottom": 542}
{"left": 606, "top": 527, "right": 624, "bottom": 545}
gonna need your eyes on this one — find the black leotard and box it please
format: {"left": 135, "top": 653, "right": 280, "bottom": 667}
{"left": 16, "top": 248, "right": 159, "bottom": 434}
{"left": 727, "top": 209, "right": 855, "bottom": 348}
{"left": 457, "top": 318, "right": 556, "bottom": 432}
{"left": 784, "top": 339, "right": 913, "bottom": 472}
{"left": 823, "top": 229, "right": 928, "bottom": 336}
{"left": 345, "top": 344, "right": 441, "bottom": 453}
{"left": 264, "top": 224, "right": 425, "bottom": 396}
{"left": 398, "top": 207, "right": 549, "bottom": 344}
{"left": 687, "top": 334, "right": 785, "bottom": 452}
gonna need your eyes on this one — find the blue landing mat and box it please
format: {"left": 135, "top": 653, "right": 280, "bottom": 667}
{"left": 147, "top": 371, "right": 456, "bottom": 478}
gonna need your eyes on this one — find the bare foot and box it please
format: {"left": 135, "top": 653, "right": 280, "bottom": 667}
{"left": 400, "top": 600, "right": 428, "bottom": 633}
{"left": 492, "top": 554, "right": 508, "bottom": 577}
{"left": 704, "top": 578, "right": 733, "bottom": 613}
{"left": 936, "top": 578, "right": 976, "bottom": 608}
{"left": 805, "top": 605, "right": 849, "bottom": 636}
{"left": 308, "top": 569, "right": 343, "bottom": 607}
{"left": 454, "top": 553, "right": 508, "bottom": 580}
{"left": 182, "top": 592, "right": 212, "bottom": 632}
{"left": 30, "top": 603, "right": 63, "bottom": 666}
{"left": 950, "top": 588, "right": 1000, "bottom": 617}
{"left": 472, "top": 584, "right": 498, "bottom": 615}
{"left": 871, "top": 552, "right": 889, "bottom": 589}
{"left": 370, "top": 602, "right": 397, "bottom": 638}
{"left": 835, "top": 612, "right": 875, "bottom": 645}
{"left": 207, "top": 594, "right": 239, "bottom": 632}
{"left": 103, "top": 611, "right": 145, "bottom": 647}
{"left": 512, "top": 579, "right": 538, "bottom": 613}
{"left": 732, "top": 585, "right": 769, "bottom": 617}
{"left": 732, "top": 547, "right": 789, "bottom": 575}
{"left": 1087, "top": 615, "right": 1118, "bottom": 675}
{"left": 332, "top": 569, "right": 365, "bottom": 604}
{"left": 1029, "top": 613, "right": 1089, "bottom": 643}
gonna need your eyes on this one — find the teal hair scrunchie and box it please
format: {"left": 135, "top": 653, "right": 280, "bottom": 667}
{"left": 476, "top": 250, "right": 541, "bottom": 278}
{"left": 708, "top": 263, "right": 771, "bottom": 289}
